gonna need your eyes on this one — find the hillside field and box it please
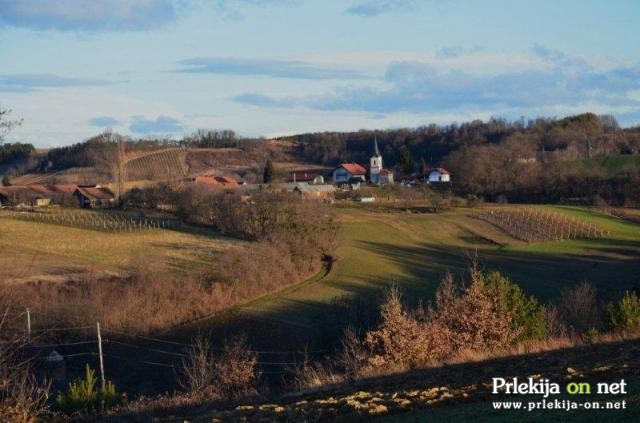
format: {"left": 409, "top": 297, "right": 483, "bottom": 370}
{"left": 0, "top": 211, "right": 240, "bottom": 284}
{"left": 174, "top": 204, "right": 640, "bottom": 351}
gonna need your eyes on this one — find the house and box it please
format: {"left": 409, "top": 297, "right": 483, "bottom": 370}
{"left": 331, "top": 163, "right": 366, "bottom": 184}
{"left": 292, "top": 183, "right": 336, "bottom": 202}
{"left": 378, "top": 169, "right": 394, "bottom": 185}
{"left": 369, "top": 138, "right": 394, "bottom": 185}
{"left": 425, "top": 168, "right": 451, "bottom": 183}
{"left": 0, "top": 186, "right": 53, "bottom": 207}
{"left": 288, "top": 170, "right": 325, "bottom": 185}
{"left": 74, "top": 185, "right": 116, "bottom": 208}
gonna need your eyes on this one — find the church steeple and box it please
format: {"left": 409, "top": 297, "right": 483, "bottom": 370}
{"left": 370, "top": 136, "right": 383, "bottom": 183}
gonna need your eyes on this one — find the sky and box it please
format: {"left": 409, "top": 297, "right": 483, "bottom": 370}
{"left": 0, "top": 0, "right": 639, "bottom": 147}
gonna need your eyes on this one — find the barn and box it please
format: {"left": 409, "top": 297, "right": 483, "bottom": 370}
{"left": 74, "top": 185, "right": 116, "bottom": 208}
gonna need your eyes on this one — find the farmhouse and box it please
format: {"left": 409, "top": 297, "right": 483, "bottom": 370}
{"left": 0, "top": 184, "right": 79, "bottom": 207}
{"left": 74, "top": 185, "right": 116, "bottom": 208}
{"left": 288, "top": 170, "right": 325, "bottom": 184}
{"left": 425, "top": 168, "right": 451, "bottom": 183}
{"left": 331, "top": 163, "right": 366, "bottom": 184}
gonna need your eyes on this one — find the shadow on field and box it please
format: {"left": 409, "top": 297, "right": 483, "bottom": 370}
{"left": 107, "top": 335, "right": 640, "bottom": 422}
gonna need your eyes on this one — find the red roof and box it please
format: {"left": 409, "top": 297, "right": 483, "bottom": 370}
{"left": 52, "top": 184, "right": 78, "bottom": 194}
{"left": 193, "top": 175, "right": 238, "bottom": 186}
{"left": 288, "top": 170, "right": 321, "bottom": 182}
{"left": 425, "top": 167, "right": 450, "bottom": 176}
{"left": 338, "top": 163, "right": 366, "bottom": 176}
{"left": 380, "top": 169, "right": 393, "bottom": 176}
{"left": 76, "top": 186, "right": 115, "bottom": 200}
{"left": 214, "top": 176, "right": 237, "bottom": 186}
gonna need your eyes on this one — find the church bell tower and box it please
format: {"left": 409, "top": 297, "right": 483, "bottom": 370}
{"left": 370, "top": 136, "right": 382, "bottom": 183}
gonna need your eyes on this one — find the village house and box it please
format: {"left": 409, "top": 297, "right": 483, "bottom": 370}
{"left": 287, "top": 170, "right": 325, "bottom": 185}
{"left": 0, "top": 184, "right": 80, "bottom": 207}
{"left": 331, "top": 138, "right": 394, "bottom": 187}
{"left": 424, "top": 168, "right": 451, "bottom": 183}
{"left": 331, "top": 163, "right": 366, "bottom": 184}
{"left": 74, "top": 185, "right": 116, "bottom": 208}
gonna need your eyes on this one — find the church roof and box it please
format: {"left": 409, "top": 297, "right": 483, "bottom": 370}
{"left": 373, "top": 137, "right": 381, "bottom": 157}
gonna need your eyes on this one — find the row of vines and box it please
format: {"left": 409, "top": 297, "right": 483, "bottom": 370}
{"left": 125, "top": 149, "right": 187, "bottom": 181}
{"left": 473, "top": 208, "right": 609, "bottom": 242}
{"left": 1, "top": 210, "right": 179, "bottom": 233}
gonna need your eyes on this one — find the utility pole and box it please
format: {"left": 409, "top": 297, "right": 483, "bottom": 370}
{"left": 26, "top": 308, "right": 31, "bottom": 343}
{"left": 116, "top": 135, "right": 125, "bottom": 202}
{"left": 96, "top": 322, "right": 105, "bottom": 390}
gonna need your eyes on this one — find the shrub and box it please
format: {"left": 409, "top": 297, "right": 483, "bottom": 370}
{"left": 606, "top": 291, "right": 640, "bottom": 332}
{"left": 556, "top": 282, "right": 602, "bottom": 334}
{"left": 0, "top": 314, "right": 50, "bottom": 422}
{"left": 430, "top": 270, "right": 520, "bottom": 352}
{"left": 56, "top": 365, "right": 121, "bottom": 415}
{"left": 180, "top": 335, "right": 260, "bottom": 400}
{"left": 480, "top": 271, "right": 547, "bottom": 341}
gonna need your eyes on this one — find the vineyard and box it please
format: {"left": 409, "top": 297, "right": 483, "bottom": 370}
{"left": 473, "top": 208, "right": 609, "bottom": 243}
{"left": 124, "top": 149, "right": 187, "bottom": 181}
{"left": 0, "top": 210, "right": 179, "bottom": 233}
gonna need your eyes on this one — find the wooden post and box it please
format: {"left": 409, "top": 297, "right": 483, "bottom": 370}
{"left": 97, "top": 322, "right": 106, "bottom": 390}
{"left": 26, "top": 308, "right": 31, "bottom": 343}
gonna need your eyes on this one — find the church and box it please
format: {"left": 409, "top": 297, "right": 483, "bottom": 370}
{"left": 369, "top": 138, "right": 394, "bottom": 185}
{"left": 331, "top": 138, "right": 394, "bottom": 186}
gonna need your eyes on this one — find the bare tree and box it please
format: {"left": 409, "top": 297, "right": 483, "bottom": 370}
{"left": 0, "top": 108, "right": 22, "bottom": 144}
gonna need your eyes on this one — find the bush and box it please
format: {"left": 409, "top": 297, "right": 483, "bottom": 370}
{"left": 56, "top": 365, "right": 121, "bottom": 415}
{"left": 180, "top": 335, "right": 260, "bottom": 400}
{"left": 556, "top": 282, "right": 602, "bottom": 334}
{"left": 480, "top": 271, "right": 547, "bottom": 341}
{"left": 606, "top": 291, "right": 640, "bottom": 332}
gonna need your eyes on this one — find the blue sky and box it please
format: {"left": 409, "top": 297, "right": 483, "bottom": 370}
{"left": 0, "top": 0, "right": 639, "bottom": 147}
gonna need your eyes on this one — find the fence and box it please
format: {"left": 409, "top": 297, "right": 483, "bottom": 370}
{"left": 0, "top": 210, "right": 180, "bottom": 233}
{"left": 13, "top": 310, "right": 328, "bottom": 383}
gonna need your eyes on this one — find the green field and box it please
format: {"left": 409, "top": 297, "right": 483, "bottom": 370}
{"left": 175, "top": 204, "right": 640, "bottom": 350}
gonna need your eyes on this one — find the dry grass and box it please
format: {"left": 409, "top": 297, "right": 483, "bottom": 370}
{"left": 0, "top": 213, "right": 234, "bottom": 282}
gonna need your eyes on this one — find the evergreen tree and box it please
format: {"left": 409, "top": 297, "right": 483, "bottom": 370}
{"left": 263, "top": 159, "right": 275, "bottom": 183}
{"left": 399, "top": 147, "right": 414, "bottom": 174}
{"left": 419, "top": 157, "right": 429, "bottom": 175}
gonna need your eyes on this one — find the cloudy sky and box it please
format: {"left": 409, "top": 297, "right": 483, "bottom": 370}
{"left": 1, "top": 0, "right": 639, "bottom": 147}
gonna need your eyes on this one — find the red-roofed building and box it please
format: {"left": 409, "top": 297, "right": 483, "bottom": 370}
{"left": 74, "top": 185, "right": 116, "bottom": 208}
{"left": 287, "top": 170, "right": 325, "bottom": 184}
{"left": 186, "top": 175, "right": 239, "bottom": 188}
{"left": 424, "top": 167, "right": 451, "bottom": 183}
{"left": 331, "top": 163, "right": 367, "bottom": 183}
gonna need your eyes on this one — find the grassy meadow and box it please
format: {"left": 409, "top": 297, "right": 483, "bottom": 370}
{"left": 2, "top": 204, "right": 640, "bottom": 347}
{"left": 0, "top": 211, "right": 239, "bottom": 283}
{"left": 175, "top": 204, "right": 640, "bottom": 350}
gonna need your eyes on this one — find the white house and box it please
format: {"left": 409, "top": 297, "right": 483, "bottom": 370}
{"left": 331, "top": 163, "right": 367, "bottom": 183}
{"left": 425, "top": 168, "right": 451, "bottom": 183}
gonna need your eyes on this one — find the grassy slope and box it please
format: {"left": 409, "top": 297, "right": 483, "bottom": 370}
{"left": 0, "top": 214, "right": 237, "bottom": 282}
{"left": 172, "top": 205, "right": 640, "bottom": 350}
